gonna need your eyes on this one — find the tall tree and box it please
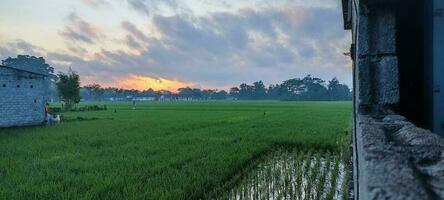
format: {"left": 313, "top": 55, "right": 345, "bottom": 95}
{"left": 192, "top": 88, "right": 202, "bottom": 100}
{"left": 201, "top": 89, "right": 214, "bottom": 99}
{"left": 300, "top": 75, "right": 328, "bottom": 100}
{"left": 178, "top": 87, "right": 194, "bottom": 99}
{"left": 56, "top": 69, "right": 81, "bottom": 110}
{"left": 327, "top": 77, "right": 352, "bottom": 100}
{"left": 280, "top": 78, "right": 305, "bottom": 100}
{"left": 213, "top": 90, "right": 228, "bottom": 100}
{"left": 267, "top": 84, "right": 281, "bottom": 99}
{"left": 253, "top": 81, "right": 266, "bottom": 99}
{"left": 229, "top": 87, "right": 240, "bottom": 99}
{"left": 239, "top": 83, "right": 254, "bottom": 100}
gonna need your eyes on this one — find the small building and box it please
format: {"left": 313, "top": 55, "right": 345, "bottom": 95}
{"left": 0, "top": 65, "right": 48, "bottom": 127}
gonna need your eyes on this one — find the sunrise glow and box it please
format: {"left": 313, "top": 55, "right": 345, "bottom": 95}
{"left": 116, "top": 75, "right": 193, "bottom": 91}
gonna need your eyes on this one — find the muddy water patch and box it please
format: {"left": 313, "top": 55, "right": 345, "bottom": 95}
{"left": 216, "top": 148, "right": 346, "bottom": 200}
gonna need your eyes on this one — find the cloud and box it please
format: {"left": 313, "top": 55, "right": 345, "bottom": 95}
{"left": 125, "top": 35, "right": 143, "bottom": 50}
{"left": 0, "top": 46, "right": 15, "bottom": 60}
{"left": 121, "top": 21, "right": 150, "bottom": 51}
{"left": 59, "top": 13, "right": 102, "bottom": 44}
{"left": 82, "top": 0, "right": 109, "bottom": 8}
{"left": 1, "top": 3, "right": 352, "bottom": 89}
{"left": 67, "top": 4, "right": 349, "bottom": 87}
{"left": 121, "top": 21, "right": 149, "bottom": 42}
{"left": 0, "top": 39, "right": 46, "bottom": 59}
{"left": 125, "top": 0, "right": 178, "bottom": 16}
{"left": 68, "top": 46, "right": 88, "bottom": 57}
{"left": 125, "top": 5, "right": 351, "bottom": 85}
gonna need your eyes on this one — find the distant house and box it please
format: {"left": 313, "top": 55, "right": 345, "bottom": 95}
{"left": 0, "top": 65, "right": 48, "bottom": 127}
{"left": 134, "top": 97, "right": 156, "bottom": 102}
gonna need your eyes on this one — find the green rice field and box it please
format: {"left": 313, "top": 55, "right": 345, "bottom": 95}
{"left": 0, "top": 101, "right": 352, "bottom": 199}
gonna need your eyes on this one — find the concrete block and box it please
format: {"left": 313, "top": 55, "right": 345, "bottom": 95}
{"left": 374, "top": 56, "right": 399, "bottom": 104}
{"left": 356, "top": 56, "right": 399, "bottom": 107}
{"left": 357, "top": 6, "right": 397, "bottom": 56}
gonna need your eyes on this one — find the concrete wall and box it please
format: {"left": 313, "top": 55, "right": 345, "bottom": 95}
{"left": 354, "top": 115, "right": 444, "bottom": 199}
{"left": 432, "top": 0, "right": 444, "bottom": 135}
{"left": 0, "top": 67, "right": 46, "bottom": 127}
{"left": 344, "top": 0, "right": 444, "bottom": 199}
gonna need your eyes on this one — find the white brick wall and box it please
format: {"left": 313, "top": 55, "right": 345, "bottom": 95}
{"left": 0, "top": 67, "right": 47, "bottom": 127}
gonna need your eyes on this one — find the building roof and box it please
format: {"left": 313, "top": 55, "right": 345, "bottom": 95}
{"left": 0, "top": 65, "right": 48, "bottom": 76}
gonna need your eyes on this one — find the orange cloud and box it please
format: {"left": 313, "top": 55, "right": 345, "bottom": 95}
{"left": 116, "top": 75, "right": 193, "bottom": 91}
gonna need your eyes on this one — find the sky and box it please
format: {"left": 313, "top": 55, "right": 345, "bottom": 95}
{"left": 0, "top": 0, "right": 351, "bottom": 91}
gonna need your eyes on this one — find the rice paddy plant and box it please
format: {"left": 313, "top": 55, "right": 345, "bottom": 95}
{"left": 340, "top": 164, "right": 350, "bottom": 200}
{"left": 0, "top": 101, "right": 352, "bottom": 199}
{"left": 326, "top": 154, "right": 341, "bottom": 200}
{"left": 220, "top": 147, "right": 347, "bottom": 200}
{"left": 299, "top": 149, "right": 313, "bottom": 199}
{"left": 315, "top": 151, "right": 331, "bottom": 200}
{"left": 294, "top": 151, "right": 304, "bottom": 200}
{"left": 304, "top": 152, "right": 320, "bottom": 200}
{"left": 340, "top": 130, "right": 352, "bottom": 200}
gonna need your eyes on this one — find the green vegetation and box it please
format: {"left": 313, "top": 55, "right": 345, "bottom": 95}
{"left": 56, "top": 70, "right": 81, "bottom": 110}
{"left": 0, "top": 101, "right": 351, "bottom": 199}
{"left": 219, "top": 148, "right": 345, "bottom": 200}
{"left": 78, "top": 75, "right": 351, "bottom": 102}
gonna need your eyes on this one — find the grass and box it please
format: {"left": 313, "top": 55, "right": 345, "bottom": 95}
{"left": 0, "top": 101, "right": 351, "bottom": 199}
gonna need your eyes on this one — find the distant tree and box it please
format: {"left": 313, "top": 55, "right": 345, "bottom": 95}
{"left": 192, "top": 88, "right": 202, "bottom": 100}
{"left": 253, "top": 81, "right": 267, "bottom": 99}
{"left": 57, "top": 74, "right": 351, "bottom": 102}
{"left": 327, "top": 77, "right": 352, "bottom": 100}
{"left": 267, "top": 84, "right": 281, "bottom": 99}
{"left": 145, "top": 88, "right": 155, "bottom": 96}
{"left": 213, "top": 90, "right": 228, "bottom": 100}
{"left": 201, "top": 89, "right": 214, "bottom": 99}
{"left": 279, "top": 75, "right": 329, "bottom": 101}
{"left": 178, "top": 87, "right": 194, "bottom": 99}
{"left": 301, "top": 75, "right": 328, "bottom": 100}
{"left": 229, "top": 87, "right": 240, "bottom": 99}
{"left": 239, "top": 83, "right": 254, "bottom": 99}
{"left": 84, "top": 83, "right": 104, "bottom": 101}
{"left": 280, "top": 78, "right": 305, "bottom": 100}
{"left": 56, "top": 69, "right": 81, "bottom": 110}
{"left": 158, "top": 90, "right": 173, "bottom": 100}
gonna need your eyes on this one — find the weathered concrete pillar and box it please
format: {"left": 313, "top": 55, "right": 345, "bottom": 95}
{"left": 343, "top": 0, "right": 444, "bottom": 199}
{"left": 355, "top": 4, "right": 399, "bottom": 113}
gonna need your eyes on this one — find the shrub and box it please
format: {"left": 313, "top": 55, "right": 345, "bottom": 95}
{"left": 49, "top": 105, "right": 107, "bottom": 113}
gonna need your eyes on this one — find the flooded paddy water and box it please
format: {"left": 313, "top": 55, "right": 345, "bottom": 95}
{"left": 216, "top": 149, "right": 348, "bottom": 200}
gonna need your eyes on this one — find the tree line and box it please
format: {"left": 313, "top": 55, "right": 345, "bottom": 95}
{"left": 80, "top": 86, "right": 229, "bottom": 101}
{"left": 80, "top": 75, "right": 351, "bottom": 101}
{"left": 229, "top": 76, "right": 351, "bottom": 101}
{"left": 2, "top": 55, "right": 351, "bottom": 110}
